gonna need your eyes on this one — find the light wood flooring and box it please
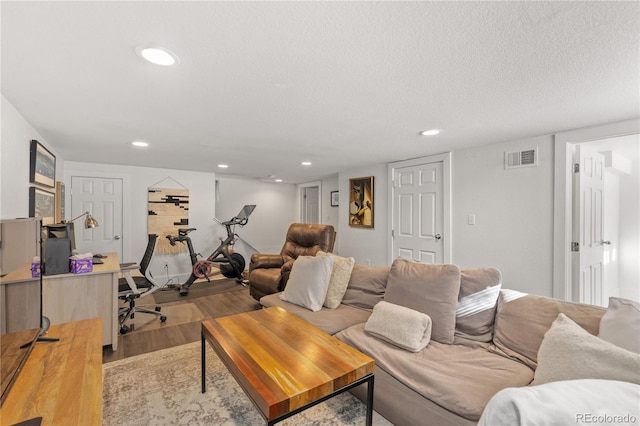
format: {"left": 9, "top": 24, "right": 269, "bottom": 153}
{"left": 102, "top": 287, "right": 261, "bottom": 363}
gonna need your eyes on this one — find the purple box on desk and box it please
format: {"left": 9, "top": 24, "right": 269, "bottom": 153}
{"left": 70, "top": 258, "right": 93, "bottom": 274}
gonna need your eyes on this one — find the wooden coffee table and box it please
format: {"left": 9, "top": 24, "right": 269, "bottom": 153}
{"left": 201, "top": 306, "right": 375, "bottom": 425}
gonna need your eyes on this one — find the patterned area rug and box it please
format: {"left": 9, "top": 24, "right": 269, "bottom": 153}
{"left": 103, "top": 341, "right": 392, "bottom": 425}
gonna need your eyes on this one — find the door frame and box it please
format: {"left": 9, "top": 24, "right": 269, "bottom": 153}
{"left": 552, "top": 119, "right": 639, "bottom": 301}
{"left": 387, "top": 152, "right": 452, "bottom": 265}
{"left": 297, "top": 180, "right": 322, "bottom": 224}
{"left": 64, "top": 169, "right": 131, "bottom": 261}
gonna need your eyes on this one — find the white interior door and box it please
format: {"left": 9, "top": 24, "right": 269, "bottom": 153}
{"left": 391, "top": 161, "right": 444, "bottom": 263}
{"left": 71, "top": 176, "right": 123, "bottom": 258}
{"left": 572, "top": 145, "right": 606, "bottom": 306}
{"left": 301, "top": 185, "right": 320, "bottom": 224}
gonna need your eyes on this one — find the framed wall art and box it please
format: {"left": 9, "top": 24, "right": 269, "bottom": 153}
{"left": 330, "top": 191, "right": 339, "bottom": 207}
{"left": 30, "top": 139, "right": 56, "bottom": 188}
{"left": 29, "top": 186, "right": 55, "bottom": 225}
{"left": 348, "top": 176, "right": 374, "bottom": 228}
{"left": 55, "top": 181, "right": 65, "bottom": 222}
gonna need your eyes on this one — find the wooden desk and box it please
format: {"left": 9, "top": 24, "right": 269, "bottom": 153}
{"left": 0, "top": 318, "right": 103, "bottom": 426}
{"left": 1, "top": 253, "right": 121, "bottom": 350}
{"left": 202, "top": 306, "right": 375, "bottom": 425}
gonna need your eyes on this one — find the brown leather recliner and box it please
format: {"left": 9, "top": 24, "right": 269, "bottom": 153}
{"left": 249, "top": 223, "right": 336, "bottom": 301}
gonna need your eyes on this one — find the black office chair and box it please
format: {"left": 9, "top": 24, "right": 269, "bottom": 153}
{"left": 118, "top": 234, "right": 167, "bottom": 334}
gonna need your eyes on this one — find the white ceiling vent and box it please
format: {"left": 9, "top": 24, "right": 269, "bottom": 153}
{"left": 505, "top": 148, "right": 538, "bottom": 169}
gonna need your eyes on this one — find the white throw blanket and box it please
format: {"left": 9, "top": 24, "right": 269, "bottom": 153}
{"left": 364, "top": 301, "right": 432, "bottom": 352}
{"left": 478, "top": 379, "right": 640, "bottom": 426}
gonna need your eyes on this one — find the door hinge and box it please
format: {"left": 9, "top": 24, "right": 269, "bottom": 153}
{"left": 574, "top": 163, "right": 580, "bottom": 173}
{"left": 571, "top": 242, "right": 580, "bottom": 252}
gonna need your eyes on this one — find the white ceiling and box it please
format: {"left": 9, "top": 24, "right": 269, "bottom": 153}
{"left": 2, "top": 1, "right": 639, "bottom": 183}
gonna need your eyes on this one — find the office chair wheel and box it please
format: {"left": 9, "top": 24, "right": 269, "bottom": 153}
{"left": 160, "top": 315, "right": 167, "bottom": 322}
{"left": 155, "top": 306, "right": 161, "bottom": 312}
{"left": 120, "top": 325, "right": 129, "bottom": 335}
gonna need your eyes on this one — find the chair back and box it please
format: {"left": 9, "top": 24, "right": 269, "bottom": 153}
{"left": 280, "top": 223, "right": 336, "bottom": 263}
{"left": 139, "top": 234, "right": 158, "bottom": 276}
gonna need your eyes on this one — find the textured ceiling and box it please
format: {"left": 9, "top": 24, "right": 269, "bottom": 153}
{"left": 2, "top": 1, "right": 638, "bottom": 183}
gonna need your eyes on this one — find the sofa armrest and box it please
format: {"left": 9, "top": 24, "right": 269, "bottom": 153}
{"left": 280, "top": 259, "right": 296, "bottom": 289}
{"left": 250, "top": 253, "right": 284, "bottom": 271}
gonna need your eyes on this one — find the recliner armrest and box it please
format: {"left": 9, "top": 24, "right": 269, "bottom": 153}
{"left": 250, "top": 253, "right": 284, "bottom": 270}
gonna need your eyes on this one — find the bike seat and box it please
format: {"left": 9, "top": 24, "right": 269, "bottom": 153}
{"left": 178, "top": 228, "right": 196, "bottom": 236}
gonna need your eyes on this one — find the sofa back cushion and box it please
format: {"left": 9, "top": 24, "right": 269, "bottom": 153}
{"left": 383, "top": 258, "right": 461, "bottom": 344}
{"left": 340, "top": 264, "right": 390, "bottom": 310}
{"left": 490, "top": 290, "right": 606, "bottom": 369}
{"left": 455, "top": 268, "right": 502, "bottom": 343}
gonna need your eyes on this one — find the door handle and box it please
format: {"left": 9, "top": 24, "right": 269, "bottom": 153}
{"left": 114, "top": 235, "right": 121, "bottom": 240}
{"left": 601, "top": 240, "right": 611, "bottom": 245}
{"left": 435, "top": 234, "right": 442, "bottom": 240}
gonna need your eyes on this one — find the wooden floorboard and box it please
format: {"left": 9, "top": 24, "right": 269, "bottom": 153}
{"left": 103, "top": 287, "right": 261, "bottom": 363}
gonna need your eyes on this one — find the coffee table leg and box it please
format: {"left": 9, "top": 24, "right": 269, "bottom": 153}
{"left": 201, "top": 332, "right": 206, "bottom": 393}
{"left": 366, "top": 375, "right": 374, "bottom": 426}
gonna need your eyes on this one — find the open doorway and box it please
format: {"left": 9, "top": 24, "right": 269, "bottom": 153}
{"left": 572, "top": 134, "right": 639, "bottom": 305}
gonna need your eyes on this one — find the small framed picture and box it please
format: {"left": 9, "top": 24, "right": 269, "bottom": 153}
{"left": 330, "top": 191, "right": 339, "bottom": 207}
{"left": 30, "top": 140, "right": 56, "bottom": 188}
{"left": 29, "top": 186, "right": 56, "bottom": 225}
{"left": 349, "top": 176, "right": 374, "bottom": 228}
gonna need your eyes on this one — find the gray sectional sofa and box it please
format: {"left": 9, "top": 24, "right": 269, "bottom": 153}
{"left": 260, "top": 258, "right": 622, "bottom": 425}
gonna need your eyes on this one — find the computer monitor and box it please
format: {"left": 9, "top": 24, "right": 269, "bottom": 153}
{"left": 237, "top": 205, "right": 256, "bottom": 220}
{"left": 42, "top": 223, "right": 75, "bottom": 275}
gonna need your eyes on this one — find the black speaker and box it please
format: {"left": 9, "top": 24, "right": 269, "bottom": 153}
{"left": 43, "top": 238, "right": 71, "bottom": 275}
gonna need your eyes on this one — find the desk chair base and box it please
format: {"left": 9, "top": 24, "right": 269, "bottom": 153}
{"left": 118, "top": 296, "right": 166, "bottom": 334}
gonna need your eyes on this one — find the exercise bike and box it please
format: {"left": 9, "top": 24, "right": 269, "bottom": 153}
{"left": 166, "top": 205, "right": 256, "bottom": 296}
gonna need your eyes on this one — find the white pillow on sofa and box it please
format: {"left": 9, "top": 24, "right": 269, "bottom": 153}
{"left": 599, "top": 297, "right": 640, "bottom": 354}
{"left": 279, "top": 255, "right": 334, "bottom": 312}
{"left": 533, "top": 313, "right": 640, "bottom": 386}
{"left": 316, "top": 251, "right": 355, "bottom": 309}
{"left": 364, "top": 301, "right": 432, "bottom": 352}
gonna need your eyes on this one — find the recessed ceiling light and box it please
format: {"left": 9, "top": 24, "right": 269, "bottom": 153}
{"left": 218, "top": 164, "right": 229, "bottom": 169}
{"left": 275, "top": 179, "right": 283, "bottom": 183}
{"left": 136, "top": 46, "right": 179, "bottom": 66}
{"left": 301, "top": 161, "right": 312, "bottom": 166}
{"left": 131, "top": 141, "right": 148, "bottom": 147}
{"left": 420, "top": 129, "right": 442, "bottom": 136}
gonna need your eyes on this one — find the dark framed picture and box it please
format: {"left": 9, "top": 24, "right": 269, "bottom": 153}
{"left": 29, "top": 186, "right": 56, "bottom": 225}
{"left": 30, "top": 139, "right": 56, "bottom": 188}
{"left": 348, "top": 176, "right": 374, "bottom": 228}
{"left": 330, "top": 191, "right": 339, "bottom": 207}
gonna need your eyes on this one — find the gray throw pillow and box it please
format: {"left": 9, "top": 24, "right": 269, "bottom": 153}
{"left": 383, "top": 258, "right": 460, "bottom": 344}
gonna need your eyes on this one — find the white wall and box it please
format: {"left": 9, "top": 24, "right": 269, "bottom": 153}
{"left": 1, "top": 95, "right": 64, "bottom": 219}
{"left": 338, "top": 164, "right": 388, "bottom": 266}
{"left": 64, "top": 161, "right": 217, "bottom": 282}
{"left": 452, "top": 135, "right": 554, "bottom": 295}
{"left": 215, "top": 176, "right": 297, "bottom": 254}
{"left": 619, "top": 159, "right": 640, "bottom": 302}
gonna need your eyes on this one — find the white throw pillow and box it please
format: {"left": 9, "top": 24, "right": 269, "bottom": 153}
{"left": 599, "top": 297, "right": 640, "bottom": 354}
{"left": 364, "top": 301, "right": 432, "bottom": 352}
{"left": 279, "top": 255, "right": 334, "bottom": 312}
{"left": 533, "top": 313, "right": 640, "bottom": 386}
{"left": 316, "top": 251, "right": 355, "bottom": 309}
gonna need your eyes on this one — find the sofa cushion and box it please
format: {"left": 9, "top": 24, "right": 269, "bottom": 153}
{"left": 383, "top": 259, "right": 460, "bottom": 344}
{"left": 533, "top": 313, "right": 640, "bottom": 385}
{"left": 455, "top": 268, "right": 501, "bottom": 343}
{"left": 336, "top": 322, "right": 534, "bottom": 421}
{"left": 316, "top": 251, "right": 355, "bottom": 309}
{"left": 365, "top": 301, "right": 432, "bottom": 352}
{"left": 260, "top": 292, "right": 372, "bottom": 335}
{"left": 340, "top": 264, "right": 390, "bottom": 310}
{"left": 598, "top": 297, "right": 640, "bottom": 354}
{"left": 491, "top": 290, "right": 606, "bottom": 369}
{"left": 279, "top": 255, "right": 334, "bottom": 312}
